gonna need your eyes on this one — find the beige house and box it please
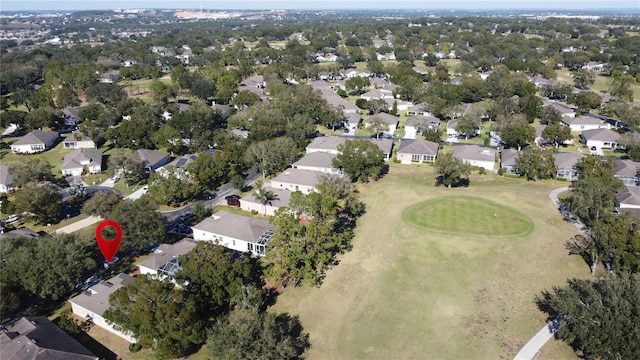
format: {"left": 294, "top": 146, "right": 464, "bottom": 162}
{"left": 452, "top": 144, "right": 496, "bottom": 172}
{"left": 291, "top": 152, "right": 340, "bottom": 174}
{"left": 396, "top": 139, "right": 438, "bottom": 164}
{"left": 240, "top": 187, "right": 293, "bottom": 216}
{"left": 365, "top": 113, "right": 399, "bottom": 136}
{"left": 61, "top": 149, "right": 103, "bottom": 177}
{"left": 270, "top": 168, "right": 322, "bottom": 194}
{"left": 63, "top": 132, "right": 96, "bottom": 149}
{"left": 192, "top": 211, "right": 274, "bottom": 256}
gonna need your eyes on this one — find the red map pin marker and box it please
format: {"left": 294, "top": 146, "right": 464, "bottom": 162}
{"left": 96, "top": 220, "right": 123, "bottom": 263}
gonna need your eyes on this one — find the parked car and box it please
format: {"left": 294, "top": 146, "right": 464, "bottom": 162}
{"left": 142, "top": 186, "right": 149, "bottom": 194}
{"left": 226, "top": 198, "right": 241, "bottom": 207}
{"left": 4, "top": 214, "right": 19, "bottom": 223}
{"left": 225, "top": 194, "right": 240, "bottom": 201}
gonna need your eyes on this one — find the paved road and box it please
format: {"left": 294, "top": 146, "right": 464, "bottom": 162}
{"left": 514, "top": 187, "right": 586, "bottom": 360}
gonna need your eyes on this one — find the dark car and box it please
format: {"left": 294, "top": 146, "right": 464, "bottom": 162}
{"left": 225, "top": 195, "right": 240, "bottom": 201}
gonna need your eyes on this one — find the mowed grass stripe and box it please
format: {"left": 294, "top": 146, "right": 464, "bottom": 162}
{"left": 402, "top": 196, "right": 534, "bottom": 236}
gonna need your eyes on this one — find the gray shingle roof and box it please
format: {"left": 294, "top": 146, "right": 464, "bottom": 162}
{"left": 272, "top": 168, "right": 323, "bottom": 187}
{"left": 0, "top": 317, "right": 98, "bottom": 360}
{"left": 561, "top": 116, "right": 605, "bottom": 126}
{"left": 69, "top": 273, "right": 134, "bottom": 317}
{"left": 405, "top": 115, "right": 440, "bottom": 128}
{"left": 452, "top": 144, "right": 495, "bottom": 162}
{"left": 552, "top": 152, "right": 584, "bottom": 169}
{"left": 137, "top": 239, "right": 197, "bottom": 273}
{"left": 307, "top": 136, "right": 347, "bottom": 153}
{"left": 501, "top": 148, "right": 520, "bottom": 166}
{"left": 136, "top": 149, "right": 169, "bottom": 168}
{"left": 614, "top": 159, "right": 640, "bottom": 178}
{"left": 366, "top": 112, "right": 399, "bottom": 126}
{"left": 617, "top": 186, "right": 640, "bottom": 207}
{"left": 192, "top": 211, "right": 273, "bottom": 244}
{"left": 0, "top": 163, "right": 14, "bottom": 187}
{"left": 397, "top": 139, "right": 439, "bottom": 156}
{"left": 61, "top": 149, "right": 102, "bottom": 171}
{"left": 12, "top": 130, "right": 59, "bottom": 146}
{"left": 292, "top": 152, "right": 336, "bottom": 169}
{"left": 581, "top": 128, "right": 620, "bottom": 142}
{"left": 241, "top": 186, "right": 292, "bottom": 208}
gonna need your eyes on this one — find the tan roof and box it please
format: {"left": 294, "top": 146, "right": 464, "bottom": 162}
{"left": 292, "top": 152, "right": 336, "bottom": 169}
{"left": 12, "top": 130, "right": 58, "bottom": 146}
{"left": 69, "top": 273, "right": 133, "bottom": 317}
{"left": 192, "top": 211, "right": 272, "bottom": 244}
{"left": 272, "top": 168, "right": 323, "bottom": 187}
{"left": 397, "top": 139, "right": 438, "bottom": 156}
{"left": 137, "top": 239, "right": 197, "bottom": 272}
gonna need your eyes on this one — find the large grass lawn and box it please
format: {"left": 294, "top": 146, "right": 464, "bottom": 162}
{"left": 403, "top": 196, "right": 534, "bottom": 236}
{"left": 269, "top": 165, "right": 589, "bottom": 359}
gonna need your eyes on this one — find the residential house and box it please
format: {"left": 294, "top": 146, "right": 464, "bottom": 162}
{"left": 366, "top": 113, "right": 399, "bottom": 136}
{"left": 306, "top": 136, "right": 347, "bottom": 155}
{"left": 376, "top": 52, "right": 396, "bottom": 61}
{"left": 0, "top": 164, "right": 16, "bottom": 193}
{"left": 63, "top": 132, "right": 96, "bottom": 149}
{"left": 344, "top": 113, "right": 362, "bottom": 130}
{"left": 396, "top": 139, "right": 439, "bottom": 164}
{"left": 292, "top": 152, "right": 340, "bottom": 174}
{"left": 500, "top": 148, "right": 520, "bottom": 174}
{"left": 453, "top": 144, "right": 496, "bottom": 172}
{"left": 239, "top": 75, "right": 268, "bottom": 101}
{"left": 270, "top": 168, "right": 322, "bottom": 194}
{"left": 368, "top": 138, "right": 394, "bottom": 161}
{"left": 561, "top": 116, "right": 609, "bottom": 131}
{"left": 613, "top": 159, "right": 640, "bottom": 186}
{"left": 0, "top": 317, "right": 98, "bottom": 360}
{"left": 62, "top": 107, "right": 81, "bottom": 125}
{"left": 553, "top": 152, "right": 584, "bottom": 181}
{"left": 157, "top": 150, "right": 214, "bottom": 179}
{"left": 211, "top": 104, "right": 231, "bottom": 119}
{"left": 543, "top": 102, "right": 576, "bottom": 118}
{"left": 446, "top": 119, "right": 480, "bottom": 140}
{"left": 315, "top": 53, "right": 338, "bottom": 63}
{"left": 404, "top": 115, "right": 440, "bottom": 139}
{"left": 581, "top": 128, "right": 622, "bottom": 152}
{"left": 615, "top": 186, "right": 640, "bottom": 211}
{"left": 11, "top": 130, "right": 59, "bottom": 154}
{"left": 69, "top": 273, "right": 136, "bottom": 343}
{"left": 406, "top": 104, "right": 431, "bottom": 117}
{"left": 192, "top": 211, "right": 274, "bottom": 256}
{"left": 534, "top": 125, "right": 549, "bottom": 146}
{"left": 99, "top": 69, "right": 121, "bottom": 84}
{"left": 241, "top": 187, "right": 293, "bottom": 216}
{"left": 360, "top": 89, "right": 394, "bottom": 101}
{"left": 320, "top": 89, "right": 360, "bottom": 114}
{"left": 138, "top": 239, "right": 197, "bottom": 279}
{"left": 61, "top": 149, "right": 103, "bottom": 177}
{"left": 136, "top": 149, "right": 170, "bottom": 173}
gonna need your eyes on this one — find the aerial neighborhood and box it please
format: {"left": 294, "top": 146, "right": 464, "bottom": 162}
{"left": 1, "top": 3, "right": 639, "bottom": 360}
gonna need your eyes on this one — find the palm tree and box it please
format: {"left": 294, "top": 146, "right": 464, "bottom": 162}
{"left": 253, "top": 185, "right": 278, "bottom": 215}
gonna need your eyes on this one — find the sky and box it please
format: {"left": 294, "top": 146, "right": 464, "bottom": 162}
{"left": 1, "top": 0, "right": 638, "bottom": 11}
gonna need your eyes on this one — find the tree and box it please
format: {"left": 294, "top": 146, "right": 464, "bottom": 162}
{"left": 190, "top": 78, "right": 216, "bottom": 100}
{"left": 85, "top": 83, "right": 127, "bottom": 106}
{"left": 434, "top": 152, "right": 472, "bottom": 188}
{"left": 333, "top": 139, "right": 384, "bottom": 182}
{"left": 608, "top": 73, "right": 634, "bottom": 102}
{"left": 9, "top": 158, "right": 54, "bottom": 187}
{"left": 176, "top": 242, "right": 264, "bottom": 317}
{"left": 514, "top": 147, "right": 556, "bottom": 180}
{"left": 499, "top": 116, "right": 535, "bottom": 150}
{"left": 12, "top": 183, "right": 61, "bottom": 224}
{"left": 582, "top": 214, "right": 640, "bottom": 274}
{"left": 0, "top": 234, "right": 95, "bottom": 300}
{"left": 619, "top": 132, "right": 640, "bottom": 161}
{"left": 24, "top": 107, "right": 62, "bottom": 131}
{"left": 104, "top": 276, "right": 206, "bottom": 359}
{"left": 148, "top": 168, "right": 201, "bottom": 205}
{"left": 0, "top": 110, "right": 27, "bottom": 128}
{"left": 455, "top": 115, "right": 480, "bottom": 139}
{"left": 253, "top": 182, "right": 279, "bottom": 215}
{"left": 345, "top": 76, "right": 370, "bottom": 95}
{"left": 367, "top": 115, "right": 389, "bottom": 138}
{"left": 423, "top": 128, "right": 443, "bottom": 143}
{"left": 108, "top": 198, "right": 166, "bottom": 252}
{"left": 245, "top": 137, "right": 298, "bottom": 178}
{"left": 107, "top": 149, "right": 146, "bottom": 185}
{"left": 562, "top": 156, "right": 623, "bottom": 226}
{"left": 572, "top": 69, "right": 596, "bottom": 90}
{"left": 368, "top": 99, "right": 389, "bottom": 116}
{"left": 536, "top": 275, "right": 640, "bottom": 360}
{"left": 519, "top": 94, "right": 543, "bottom": 123}
{"left": 168, "top": 103, "right": 225, "bottom": 152}
{"left": 542, "top": 123, "right": 573, "bottom": 148}
{"left": 82, "top": 191, "right": 122, "bottom": 218}
{"left": 568, "top": 91, "right": 602, "bottom": 114}
{"left": 149, "top": 80, "right": 176, "bottom": 105}
{"left": 232, "top": 90, "right": 261, "bottom": 108}
{"left": 541, "top": 106, "right": 562, "bottom": 125}
{"left": 206, "top": 311, "right": 310, "bottom": 360}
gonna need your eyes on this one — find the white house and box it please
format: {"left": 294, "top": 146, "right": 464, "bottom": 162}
{"left": 61, "top": 149, "right": 103, "bottom": 177}
{"left": 616, "top": 186, "right": 640, "bottom": 210}
{"left": 452, "top": 144, "right": 496, "bottom": 172}
{"left": 561, "top": 116, "right": 609, "bottom": 131}
{"left": 63, "top": 132, "right": 96, "bottom": 149}
{"left": 69, "top": 273, "right": 137, "bottom": 343}
{"left": 137, "top": 239, "right": 197, "bottom": 279}
{"left": 291, "top": 152, "right": 340, "bottom": 174}
{"left": 581, "top": 128, "right": 622, "bottom": 152}
{"left": 404, "top": 115, "right": 440, "bottom": 139}
{"left": 365, "top": 113, "right": 399, "bottom": 136}
{"left": 406, "top": 104, "right": 432, "bottom": 117}
{"left": 396, "top": 139, "right": 438, "bottom": 164}
{"left": 0, "top": 164, "right": 16, "bottom": 194}
{"left": 614, "top": 159, "right": 640, "bottom": 187}
{"left": 240, "top": 187, "right": 292, "bottom": 216}
{"left": 11, "top": 130, "right": 59, "bottom": 154}
{"left": 192, "top": 211, "right": 274, "bottom": 256}
{"left": 306, "top": 136, "right": 348, "bottom": 155}
{"left": 136, "top": 149, "right": 171, "bottom": 173}
{"left": 543, "top": 101, "right": 576, "bottom": 118}
{"left": 270, "top": 168, "right": 322, "bottom": 194}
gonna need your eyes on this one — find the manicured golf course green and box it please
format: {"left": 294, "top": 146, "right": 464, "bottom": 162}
{"left": 402, "top": 196, "right": 534, "bottom": 236}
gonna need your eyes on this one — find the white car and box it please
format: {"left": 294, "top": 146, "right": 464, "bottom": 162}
{"left": 4, "top": 214, "right": 19, "bottom": 223}
{"left": 142, "top": 186, "right": 149, "bottom": 194}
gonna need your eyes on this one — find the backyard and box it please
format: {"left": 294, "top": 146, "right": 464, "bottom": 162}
{"left": 269, "top": 165, "right": 589, "bottom": 359}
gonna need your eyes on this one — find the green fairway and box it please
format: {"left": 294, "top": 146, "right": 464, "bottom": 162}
{"left": 402, "top": 196, "right": 534, "bottom": 236}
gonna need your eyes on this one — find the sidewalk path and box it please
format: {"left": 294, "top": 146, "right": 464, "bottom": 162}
{"left": 514, "top": 187, "right": 584, "bottom": 360}
{"left": 55, "top": 216, "right": 102, "bottom": 234}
